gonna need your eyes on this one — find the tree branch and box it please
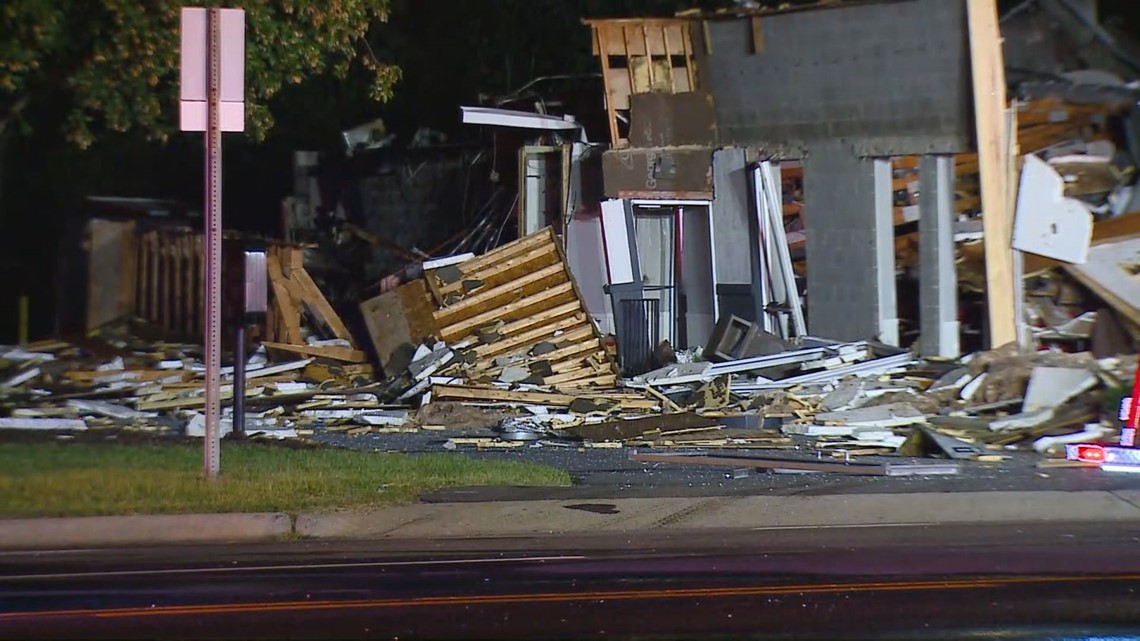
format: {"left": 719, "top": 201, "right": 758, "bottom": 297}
{"left": 0, "top": 95, "right": 30, "bottom": 139}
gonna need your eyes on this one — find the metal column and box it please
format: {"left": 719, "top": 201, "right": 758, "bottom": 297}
{"left": 919, "top": 155, "right": 960, "bottom": 358}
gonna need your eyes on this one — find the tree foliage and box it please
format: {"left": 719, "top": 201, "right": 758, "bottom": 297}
{"left": 0, "top": 0, "right": 400, "bottom": 147}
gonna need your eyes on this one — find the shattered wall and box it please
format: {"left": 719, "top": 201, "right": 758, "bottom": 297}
{"left": 346, "top": 151, "right": 490, "bottom": 281}
{"left": 696, "top": 0, "right": 972, "bottom": 156}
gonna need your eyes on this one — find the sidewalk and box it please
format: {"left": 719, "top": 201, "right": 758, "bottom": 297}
{"left": 4, "top": 489, "right": 1140, "bottom": 550}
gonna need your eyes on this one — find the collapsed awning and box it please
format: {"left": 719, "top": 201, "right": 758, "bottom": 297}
{"left": 460, "top": 106, "right": 580, "bottom": 131}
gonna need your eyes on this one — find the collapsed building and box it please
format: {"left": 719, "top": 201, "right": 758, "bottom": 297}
{"left": 6, "top": 0, "right": 1140, "bottom": 477}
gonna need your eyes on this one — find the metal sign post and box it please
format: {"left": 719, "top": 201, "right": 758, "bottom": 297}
{"left": 181, "top": 7, "right": 245, "bottom": 479}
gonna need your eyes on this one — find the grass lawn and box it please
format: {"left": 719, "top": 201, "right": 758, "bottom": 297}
{"left": 0, "top": 441, "right": 571, "bottom": 517}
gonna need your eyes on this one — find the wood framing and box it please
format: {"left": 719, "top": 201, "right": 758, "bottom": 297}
{"left": 361, "top": 227, "right": 620, "bottom": 386}
{"left": 967, "top": 0, "right": 1017, "bottom": 347}
{"left": 584, "top": 18, "right": 699, "bottom": 148}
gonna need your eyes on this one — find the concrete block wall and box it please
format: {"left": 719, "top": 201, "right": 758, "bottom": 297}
{"left": 698, "top": 0, "right": 971, "bottom": 156}
{"left": 802, "top": 143, "right": 893, "bottom": 343}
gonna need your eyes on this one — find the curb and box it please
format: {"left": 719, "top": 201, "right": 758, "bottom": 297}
{"left": 0, "top": 513, "right": 292, "bottom": 550}
{"left": 292, "top": 490, "right": 1140, "bottom": 539}
{"left": 5, "top": 490, "right": 1140, "bottom": 550}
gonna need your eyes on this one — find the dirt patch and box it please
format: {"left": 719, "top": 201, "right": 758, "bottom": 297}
{"left": 416, "top": 402, "right": 511, "bottom": 431}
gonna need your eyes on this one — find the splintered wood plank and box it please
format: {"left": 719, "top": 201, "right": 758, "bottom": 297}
{"left": 543, "top": 366, "right": 596, "bottom": 386}
{"left": 448, "top": 300, "right": 584, "bottom": 347}
{"left": 436, "top": 243, "right": 560, "bottom": 297}
{"left": 473, "top": 312, "right": 587, "bottom": 359}
{"left": 293, "top": 267, "right": 352, "bottom": 341}
{"left": 548, "top": 353, "right": 606, "bottom": 374}
{"left": 496, "top": 301, "right": 584, "bottom": 337}
{"left": 430, "top": 384, "right": 656, "bottom": 410}
{"left": 443, "top": 227, "right": 556, "bottom": 278}
{"left": 551, "top": 232, "right": 616, "bottom": 376}
{"left": 437, "top": 282, "right": 577, "bottom": 342}
{"left": 261, "top": 341, "right": 366, "bottom": 364}
{"left": 434, "top": 262, "right": 568, "bottom": 323}
{"left": 267, "top": 250, "right": 303, "bottom": 345}
{"left": 64, "top": 370, "right": 190, "bottom": 384}
{"left": 479, "top": 337, "right": 603, "bottom": 378}
{"left": 553, "top": 374, "right": 619, "bottom": 390}
{"left": 431, "top": 385, "right": 578, "bottom": 406}
{"left": 475, "top": 324, "right": 599, "bottom": 369}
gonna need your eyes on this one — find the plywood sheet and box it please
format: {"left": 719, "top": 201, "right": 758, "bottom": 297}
{"left": 85, "top": 219, "right": 137, "bottom": 332}
{"left": 1065, "top": 237, "right": 1140, "bottom": 327}
{"left": 359, "top": 279, "right": 439, "bottom": 373}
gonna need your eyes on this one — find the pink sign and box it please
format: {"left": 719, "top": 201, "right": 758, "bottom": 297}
{"left": 180, "top": 7, "right": 245, "bottom": 132}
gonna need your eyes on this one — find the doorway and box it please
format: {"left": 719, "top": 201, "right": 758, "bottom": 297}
{"left": 630, "top": 200, "right": 716, "bottom": 350}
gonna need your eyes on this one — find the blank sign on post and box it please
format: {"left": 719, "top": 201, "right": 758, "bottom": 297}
{"left": 180, "top": 7, "right": 246, "bottom": 132}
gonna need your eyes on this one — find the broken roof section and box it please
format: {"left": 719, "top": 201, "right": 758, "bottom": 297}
{"left": 1003, "top": 0, "right": 1140, "bottom": 104}
{"left": 582, "top": 17, "right": 699, "bottom": 147}
{"left": 586, "top": 0, "right": 1140, "bottom": 147}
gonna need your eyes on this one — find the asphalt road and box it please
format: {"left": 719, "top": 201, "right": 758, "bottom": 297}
{"left": 4, "top": 522, "right": 1140, "bottom": 639}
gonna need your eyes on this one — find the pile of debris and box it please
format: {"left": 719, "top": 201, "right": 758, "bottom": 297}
{"left": 2, "top": 220, "right": 1135, "bottom": 481}
{"left": 360, "top": 227, "right": 624, "bottom": 402}
{"left": 0, "top": 333, "right": 392, "bottom": 439}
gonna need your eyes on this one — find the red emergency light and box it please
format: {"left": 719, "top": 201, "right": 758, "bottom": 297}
{"left": 1072, "top": 444, "right": 1106, "bottom": 463}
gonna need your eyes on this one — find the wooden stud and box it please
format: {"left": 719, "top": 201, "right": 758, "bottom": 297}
{"left": 442, "top": 226, "right": 555, "bottom": 276}
{"left": 433, "top": 262, "right": 567, "bottom": 322}
{"left": 642, "top": 24, "right": 655, "bottom": 90}
{"left": 552, "top": 374, "right": 619, "bottom": 391}
{"left": 684, "top": 23, "right": 698, "bottom": 90}
{"left": 482, "top": 324, "right": 597, "bottom": 363}
{"left": 663, "top": 24, "right": 676, "bottom": 93}
{"left": 293, "top": 267, "right": 352, "bottom": 341}
{"left": 622, "top": 26, "right": 637, "bottom": 95}
{"left": 561, "top": 144, "right": 572, "bottom": 241}
{"left": 261, "top": 341, "right": 366, "bottom": 363}
{"left": 267, "top": 248, "right": 303, "bottom": 345}
{"left": 430, "top": 384, "right": 655, "bottom": 411}
{"left": 474, "top": 315, "right": 587, "bottom": 359}
{"left": 543, "top": 366, "right": 597, "bottom": 386}
{"left": 596, "top": 25, "right": 622, "bottom": 147}
{"left": 750, "top": 17, "right": 764, "bottom": 54}
{"left": 446, "top": 299, "right": 582, "bottom": 347}
{"left": 480, "top": 337, "right": 602, "bottom": 379}
{"left": 437, "top": 243, "right": 559, "bottom": 297}
{"left": 645, "top": 385, "right": 684, "bottom": 413}
{"left": 438, "top": 283, "right": 576, "bottom": 342}
{"left": 967, "top": 0, "right": 1017, "bottom": 347}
